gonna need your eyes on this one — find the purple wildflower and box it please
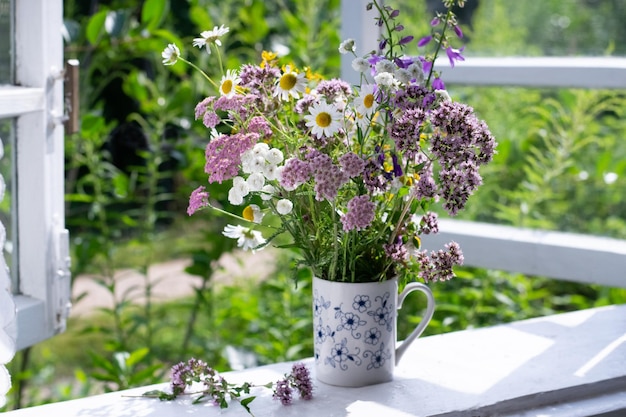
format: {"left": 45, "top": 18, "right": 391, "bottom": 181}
{"left": 420, "top": 212, "right": 439, "bottom": 234}
{"left": 417, "top": 241, "right": 464, "bottom": 282}
{"left": 204, "top": 132, "right": 259, "bottom": 183}
{"left": 439, "top": 161, "right": 483, "bottom": 215}
{"left": 202, "top": 111, "right": 220, "bottom": 129}
{"left": 454, "top": 25, "right": 464, "bottom": 39}
{"left": 412, "top": 164, "right": 438, "bottom": 200}
{"left": 290, "top": 363, "right": 313, "bottom": 400}
{"left": 339, "top": 152, "right": 365, "bottom": 178}
{"left": 388, "top": 107, "right": 426, "bottom": 158}
{"left": 187, "top": 186, "right": 210, "bottom": 216}
{"left": 384, "top": 237, "right": 408, "bottom": 263}
{"left": 273, "top": 378, "right": 293, "bottom": 405}
{"left": 432, "top": 77, "right": 445, "bottom": 90}
{"left": 295, "top": 94, "right": 318, "bottom": 114}
{"left": 417, "top": 35, "right": 432, "bottom": 47}
{"left": 399, "top": 35, "right": 414, "bottom": 45}
{"left": 280, "top": 158, "right": 313, "bottom": 190}
{"left": 312, "top": 159, "right": 348, "bottom": 202}
{"left": 430, "top": 17, "right": 440, "bottom": 26}
{"left": 445, "top": 46, "right": 465, "bottom": 68}
{"left": 341, "top": 195, "right": 376, "bottom": 232}
{"left": 247, "top": 116, "right": 273, "bottom": 138}
{"left": 195, "top": 97, "right": 215, "bottom": 120}
{"left": 239, "top": 63, "right": 281, "bottom": 94}
{"left": 315, "top": 79, "right": 352, "bottom": 103}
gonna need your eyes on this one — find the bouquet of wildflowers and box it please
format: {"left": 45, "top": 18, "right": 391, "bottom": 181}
{"left": 162, "top": 0, "right": 495, "bottom": 284}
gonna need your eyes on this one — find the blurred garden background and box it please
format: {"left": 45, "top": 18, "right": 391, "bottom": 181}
{"left": 3, "top": 0, "right": 626, "bottom": 410}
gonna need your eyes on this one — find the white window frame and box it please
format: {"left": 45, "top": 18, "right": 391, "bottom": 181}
{"left": 341, "top": 0, "right": 626, "bottom": 289}
{"left": 0, "top": 0, "right": 70, "bottom": 350}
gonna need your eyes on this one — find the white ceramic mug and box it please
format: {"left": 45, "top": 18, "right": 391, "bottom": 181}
{"left": 312, "top": 276, "right": 435, "bottom": 387}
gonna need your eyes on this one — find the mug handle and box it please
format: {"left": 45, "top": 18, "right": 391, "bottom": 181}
{"left": 395, "top": 282, "right": 435, "bottom": 365}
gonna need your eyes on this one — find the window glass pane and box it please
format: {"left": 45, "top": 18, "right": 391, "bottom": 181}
{"left": 395, "top": 0, "right": 626, "bottom": 57}
{"left": 0, "top": 118, "right": 16, "bottom": 289}
{"left": 0, "top": 0, "right": 12, "bottom": 84}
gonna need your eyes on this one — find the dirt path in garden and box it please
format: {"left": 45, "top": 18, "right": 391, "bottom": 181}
{"left": 70, "top": 249, "right": 278, "bottom": 317}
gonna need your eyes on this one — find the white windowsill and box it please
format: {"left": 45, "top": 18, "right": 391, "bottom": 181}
{"left": 4, "top": 304, "right": 626, "bottom": 416}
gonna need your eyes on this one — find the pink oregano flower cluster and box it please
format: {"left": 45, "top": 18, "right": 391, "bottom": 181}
{"left": 143, "top": 358, "right": 313, "bottom": 414}
{"left": 167, "top": 0, "right": 496, "bottom": 284}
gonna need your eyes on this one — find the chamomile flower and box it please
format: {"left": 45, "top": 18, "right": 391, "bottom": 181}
{"left": 242, "top": 204, "right": 264, "bottom": 223}
{"left": 219, "top": 69, "right": 241, "bottom": 98}
{"left": 274, "top": 66, "right": 307, "bottom": 101}
{"left": 222, "top": 224, "right": 266, "bottom": 252}
{"left": 192, "top": 25, "right": 230, "bottom": 54}
{"left": 304, "top": 101, "right": 342, "bottom": 138}
{"left": 161, "top": 44, "right": 180, "bottom": 66}
{"left": 353, "top": 84, "right": 377, "bottom": 117}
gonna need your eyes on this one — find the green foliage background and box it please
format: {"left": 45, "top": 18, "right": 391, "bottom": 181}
{"left": 3, "top": 0, "right": 626, "bottom": 410}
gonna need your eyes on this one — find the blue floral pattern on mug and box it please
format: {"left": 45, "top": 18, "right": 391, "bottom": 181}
{"left": 364, "top": 342, "right": 392, "bottom": 370}
{"left": 325, "top": 338, "right": 362, "bottom": 370}
{"left": 315, "top": 286, "right": 395, "bottom": 373}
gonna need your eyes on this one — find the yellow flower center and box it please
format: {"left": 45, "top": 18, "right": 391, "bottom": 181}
{"left": 316, "top": 112, "right": 332, "bottom": 128}
{"left": 279, "top": 73, "right": 298, "bottom": 90}
{"left": 242, "top": 205, "right": 255, "bottom": 222}
{"left": 222, "top": 79, "right": 233, "bottom": 95}
{"left": 364, "top": 94, "right": 374, "bottom": 109}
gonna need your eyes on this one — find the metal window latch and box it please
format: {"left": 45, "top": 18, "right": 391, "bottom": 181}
{"left": 63, "top": 59, "right": 80, "bottom": 134}
{"left": 53, "top": 226, "right": 72, "bottom": 332}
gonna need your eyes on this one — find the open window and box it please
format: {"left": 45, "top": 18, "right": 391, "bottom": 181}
{"left": 0, "top": 0, "right": 70, "bottom": 351}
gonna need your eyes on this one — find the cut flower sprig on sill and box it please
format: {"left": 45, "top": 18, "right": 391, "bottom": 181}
{"left": 164, "top": 0, "right": 496, "bottom": 285}
{"left": 141, "top": 359, "right": 313, "bottom": 415}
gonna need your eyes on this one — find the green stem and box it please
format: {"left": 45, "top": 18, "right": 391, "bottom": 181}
{"left": 179, "top": 57, "right": 219, "bottom": 90}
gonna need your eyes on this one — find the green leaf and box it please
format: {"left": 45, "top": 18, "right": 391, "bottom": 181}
{"left": 240, "top": 396, "right": 256, "bottom": 414}
{"left": 86, "top": 9, "right": 108, "bottom": 45}
{"left": 141, "top": 0, "right": 169, "bottom": 31}
{"left": 126, "top": 347, "right": 150, "bottom": 368}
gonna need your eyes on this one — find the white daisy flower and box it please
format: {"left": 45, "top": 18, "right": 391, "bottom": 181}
{"left": 375, "top": 59, "right": 395, "bottom": 74}
{"left": 219, "top": 69, "right": 240, "bottom": 98}
{"left": 355, "top": 111, "right": 370, "bottom": 131}
{"left": 242, "top": 204, "right": 264, "bottom": 223}
{"left": 338, "top": 38, "right": 356, "bottom": 54}
{"left": 222, "top": 224, "right": 266, "bottom": 252}
{"left": 260, "top": 184, "right": 276, "bottom": 201}
{"left": 353, "top": 84, "right": 377, "bottom": 117}
{"left": 193, "top": 25, "right": 230, "bottom": 54}
{"left": 247, "top": 172, "right": 265, "bottom": 191}
{"left": 276, "top": 199, "right": 294, "bottom": 215}
{"left": 352, "top": 57, "right": 370, "bottom": 73}
{"left": 161, "top": 44, "right": 180, "bottom": 66}
{"left": 304, "top": 101, "right": 343, "bottom": 138}
{"left": 274, "top": 66, "right": 307, "bottom": 101}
